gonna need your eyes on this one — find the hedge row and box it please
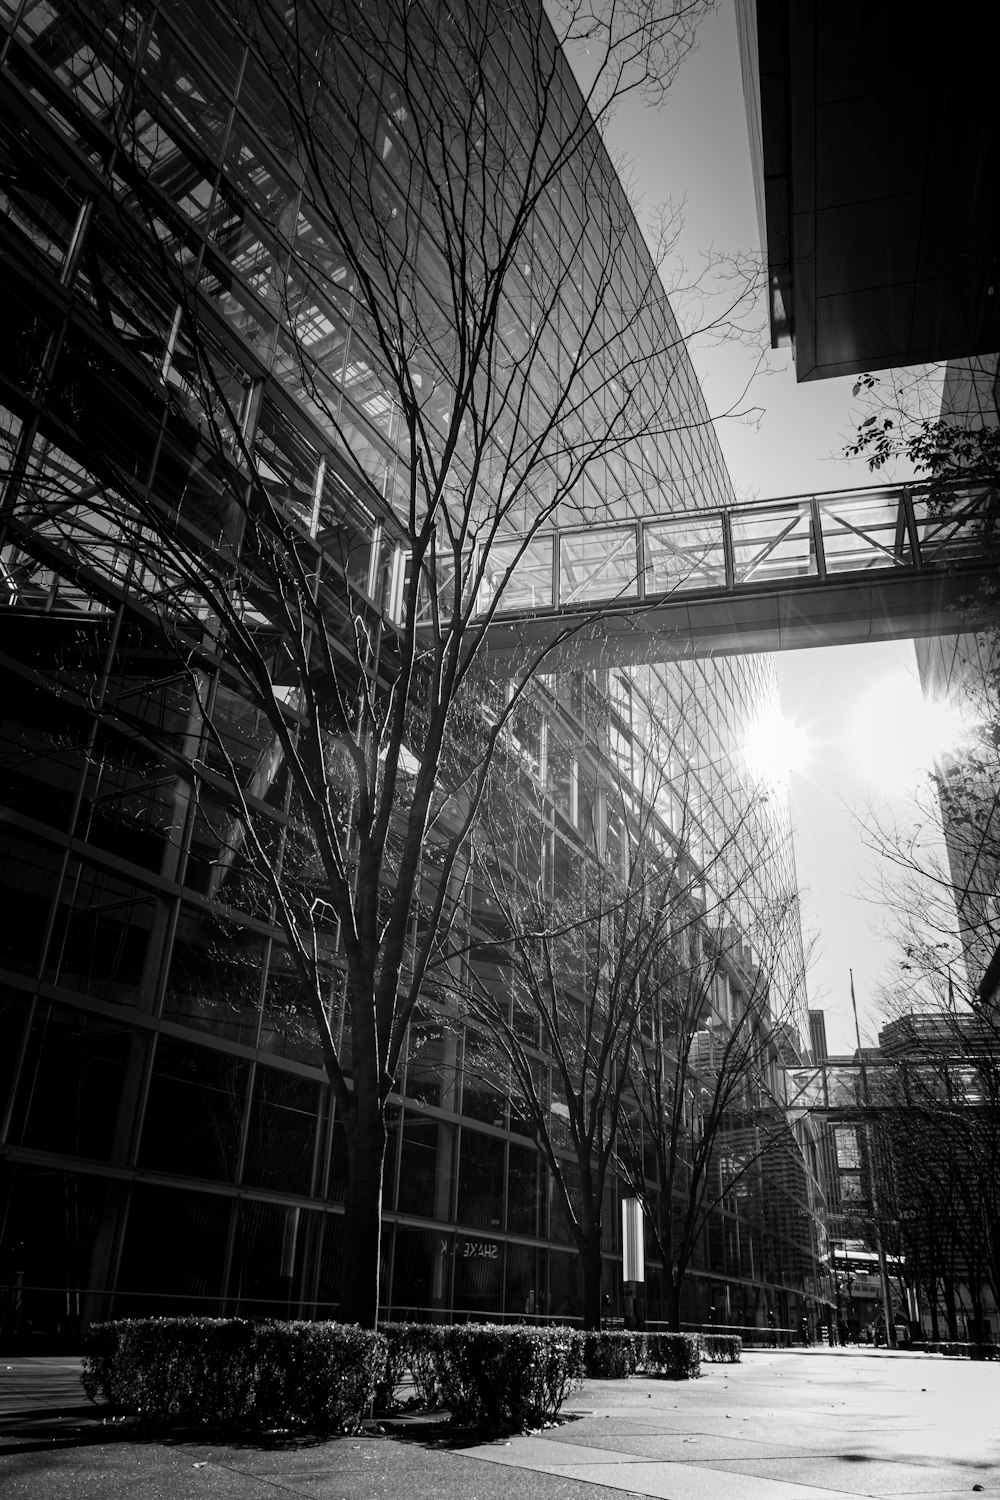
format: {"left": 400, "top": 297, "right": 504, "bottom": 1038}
{"left": 645, "top": 1331, "right": 705, "bottom": 1378}
{"left": 376, "top": 1322, "right": 585, "bottom": 1425}
{"left": 82, "top": 1319, "right": 386, "bottom": 1434}
{"left": 379, "top": 1326, "right": 708, "bottom": 1399}
{"left": 436, "top": 1325, "right": 584, "bottom": 1427}
{"left": 700, "top": 1333, "right": 742, "bottom": 1363}
{"left": 578, "top": 1328, "right": 739, "bottom": 1376}
{"left": 83, "top": 1319, "right": 589, "bottom": 1434}
{"left": 583, "top": 1329, "right": 643, "bottom": 1378}
{"left": 83, "top": 1320, "right": 717, "bottom": 1437}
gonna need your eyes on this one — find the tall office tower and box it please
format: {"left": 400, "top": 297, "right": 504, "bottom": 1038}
{"left": 0, "top": 0, "right": 825, "bottom": 1332}
{"left": 914, "top": 356, "right": 1000, "bottom": 987}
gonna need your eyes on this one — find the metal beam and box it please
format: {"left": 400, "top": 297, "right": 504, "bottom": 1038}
{"left": 477, "top": 562, "right": 993, "bottom": 670}
{"left": 462, "top": 481, "right": 998, "bottom": 670}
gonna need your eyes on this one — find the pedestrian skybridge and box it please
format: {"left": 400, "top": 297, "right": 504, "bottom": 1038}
{"left": 471, "top": 481, "right": 998, "bottom": 669}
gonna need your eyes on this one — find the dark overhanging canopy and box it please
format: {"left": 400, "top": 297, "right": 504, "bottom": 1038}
{"left": 737, "top": 0, "right": 1000, "bottom": 381}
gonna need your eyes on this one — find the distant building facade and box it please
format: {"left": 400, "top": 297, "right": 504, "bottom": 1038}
{"left": 815, "top": 1016, "right": 998, "bottom": 1344}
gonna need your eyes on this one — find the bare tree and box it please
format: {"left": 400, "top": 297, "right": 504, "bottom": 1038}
{"left": 855, "top": 636, "right": 1000, "bottom": 1337}
{"left": 453, "top": 666, "right": 802, "bottom": 1329}
{"left": 0, "top": 0, "right": 766, "bottom": 1327}
{"left": 619, "top": 873, "right": 809, "bottom": 1331}
{"left": 861, "top": 1017, "right": 1000, "bottom": 1343}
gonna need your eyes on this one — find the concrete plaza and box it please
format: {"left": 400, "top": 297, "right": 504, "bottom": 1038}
{"left": 1, "top": 1347, "right": 997, "bottom": 1499}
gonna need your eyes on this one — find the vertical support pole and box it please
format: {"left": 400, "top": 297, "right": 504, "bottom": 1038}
{"left": 901, "top": 486, "right": 923, "bottom": 567}
{"left": 722, "top": 511, "right": 735, "bottom": 589}
{"left": 367, "top": 521, "right": 384, "bottom": 601}
{"left": 309, "top": 455, "right": 326, "bottom": 540}
{"left": 809, "top": 496, "right": 828, "bottom": 580}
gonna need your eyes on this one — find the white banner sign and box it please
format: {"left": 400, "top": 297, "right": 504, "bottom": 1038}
{"left": 622, "top": 1197, "right": 645, "bottom": 1282}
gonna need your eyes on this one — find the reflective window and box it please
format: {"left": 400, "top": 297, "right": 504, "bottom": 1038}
{"left": 0, "top": 121, "right": 82, "bottom": 264}
{"left": 138, "top": 1034, "right": 249, "bottom": 1182}
{"left": 228, "top": 1198, "right": 314, "bottom": 1316}
{"left": 456, "top": 1127, "right": 505, "bottom": 1230}
{"left": 115, "top": 1182, "right": 231, "bottom": 1316}
{"left": 242, "top": 1063, "right": 319, "bottom": 1195}
{"left": 9, "top": 1002, "right": 134, "bottom": 1160}
{"left": 398, "top": 1113, "right": 454, "bottom": 1220}
{"left": 453, "top": 1230, "right": 503, "bottom": 1317}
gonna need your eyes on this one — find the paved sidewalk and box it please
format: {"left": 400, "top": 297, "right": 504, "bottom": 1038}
{"left": 1, "top": 1347, "right": 998, "bottom": 1499}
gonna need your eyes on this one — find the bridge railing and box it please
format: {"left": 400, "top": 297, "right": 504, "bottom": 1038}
{"left": 470, "top": 481, "right": 997, "bottom": 621}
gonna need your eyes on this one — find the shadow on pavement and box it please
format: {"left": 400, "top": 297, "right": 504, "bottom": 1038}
{"left": 0, "top": 1401, "right": 583, "bottom": 1459}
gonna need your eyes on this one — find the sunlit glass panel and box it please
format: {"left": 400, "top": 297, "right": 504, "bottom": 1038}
{"left": 643, "top": 516, "right": 726, "bottom": 594}
{"left": 558, "top": 527, "right": 639, "bottom": 605}
{"left": 730, "top": 503, "right": 815, "bottom": 585}
{"left": 817, "top": 493, "right": 908, "bottom": 571}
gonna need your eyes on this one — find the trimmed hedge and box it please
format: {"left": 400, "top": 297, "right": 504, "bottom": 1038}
{"left": 700, "top": 1333, "right": 742, "bottom": 1363}
{"left": 82, "top": 1318, "right": 386, "bottom": 1434}
{"left": 582, "top": 1330, "right": 643, "bottom": 1378}
{"left": 374, "top": 1322, "right": 442, "bottom": 1410}
{"left": 434, "top": 1324, "right": 584, "bottom": 1428}
{"left": 374, "top": 1322, "right": 414, "bottom": 1411}
{"left": 643, "top": 1331, "right": 701, "bottom": 1379}
{"left": 84, "top": 1319, "right": 586, "bottom": 1433}
{"left": 376, "top": 1324, "right": 584, "bottom": 1424}
{"left": 406, "top": 1324, "right": 443, "bottom": 1407}
{"left": 82, "top": 1317, "right": 712, "bottom": 1435}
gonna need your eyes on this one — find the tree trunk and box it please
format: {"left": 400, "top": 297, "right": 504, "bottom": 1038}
{"left": 581, "top": 1232, "right": 604, "bottom": 1331}
{"left": 943, "top": 1276, "right": 958, "bottom": 1340}
{"left": 663, "top": 1274, "right": 682, "bottom": 1332}
{"left": 657, "top": 1208, "right": 682, "bottom": 1331}
{"left": 337, "top": 1086, "right": 387, "bottom": 1329}
{"left": 968, "top": 1276, "right": 985, "bottom": 1343}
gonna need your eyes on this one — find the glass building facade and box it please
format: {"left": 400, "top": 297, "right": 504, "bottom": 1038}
{"left": 0, "top": 0, "right": 827, "bottom": 1333}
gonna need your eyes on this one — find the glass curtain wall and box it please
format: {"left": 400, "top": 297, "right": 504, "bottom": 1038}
{"left": 0, "top": 0, "right": 825, "bottom": 1332}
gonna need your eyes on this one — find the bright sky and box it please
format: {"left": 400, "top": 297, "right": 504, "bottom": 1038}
{"left": 601, "top": 0, "right": 956, "bottom": 1053}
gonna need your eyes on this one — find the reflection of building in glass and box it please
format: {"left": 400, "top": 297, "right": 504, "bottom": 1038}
{"left": 0, "top": 0, "right": 826, "bottom": 1334}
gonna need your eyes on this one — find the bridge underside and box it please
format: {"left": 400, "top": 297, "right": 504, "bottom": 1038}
{"left": 478, "top": 565, "right": 995, "bottom": 671}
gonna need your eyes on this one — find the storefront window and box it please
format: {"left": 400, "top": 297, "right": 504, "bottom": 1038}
{"left": 453, "top": 1230, "right": 503, "bottom": 1318}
